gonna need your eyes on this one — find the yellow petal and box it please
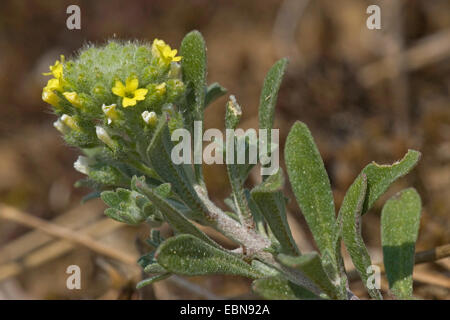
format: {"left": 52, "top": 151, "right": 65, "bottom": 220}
{"left": 122, "top": 97, "right": 136, "bottom": 108}
{"left": 42, "top": 89, "right": 60, "bottom": 107}
{"left": 112, "top": 80, "right": 126, "bottom": 97}
{"left": 172, "top": 55, "right": 182, "bottom": 62}
{"left": 63, "top": 91, "right": 83, "bottom": 109}
{"left": 134, "top": 88, "right": 148, "bottom": 101}
{"left": 126, "top": 77, "right": 139, "bottom": 92}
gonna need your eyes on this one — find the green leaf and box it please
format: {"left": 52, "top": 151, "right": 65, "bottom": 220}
{"left": 156, "top": 234, "right": 263, "bottom": 279}
{"left": 180, "top": 30, "right": 207, "bottom": 120}
{"left": 258, "top": 58, "right": 288, "bottom": 131}
{"left": 252, "top": 276, "right": 320, "bottom": 300}
{"left": 134, "top": 179, "right": 218, "bottom": 248}
{"left": 205, "top": 82, "right": 227, "bottom": 108}
{"left": 101, "top": 188, "right": 155, "bottom": 225}
{"left": 381, "top": 188, "right": 422, "bottom": 299}
{"left": 285, "top": 121, "right": 336, "bottom": 255}
{"left": 251, "top": 169, "right": 299, "bottom": 255}
{"left": 339, "top": 174, "right": 382, "bottom": 299}
{"left": 360, "top": 150, "right": 421, "bottom": 214}
{"left": 136, "top": 273, "right": 171, "bottom": 289}
{"left": 179, "top": 30, "right": 207, "bottom": 185}
{"left": 146, "top": 118, "right": 206, "bottom": 221}
{"left": 277, "top": 252, "right": 340, "bottom": 299}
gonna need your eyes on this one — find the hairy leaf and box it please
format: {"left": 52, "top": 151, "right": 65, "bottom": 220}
{"left": 156, "top": 234, "right": 263, "bottom": 279}
{"left": 360, "top": 150, "right": 421, "bottom": 214}
{"left": 252, "top": 276, "right": 320, "bottom": 300}
{"left": 381, "top": 188, "right": 421, "bottom": 299}
{"left": 285, "top": 121, "right": 336, "bottom": 255}
{"left": 180, "top": 30, "right": 207, "bottom": 121}
{"left": 278, "top": 252, "right": 340, "bottom": 299}
{"left": 251, "top": 169, "right": 299, "bottom": 255}
{"left": 205, "top": 82, "right": 227, "bottom": 108}
{"left": 146, "top": 119, "right": 205, "bottom": 221}
{"left": 136, "top": 273, "right": 171, "bottom": 289}
{"left": 134, "top": 179, "right": 218, "bottom": 248}
{"left": 258, "top": 58, "right": 288, "bottom": 131}
{"left": 339, "top": 174, "right": 382, "bottom": 299}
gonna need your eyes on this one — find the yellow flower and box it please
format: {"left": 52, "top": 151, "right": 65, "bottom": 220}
{"left": 63, "top": 91, "right": 83, "bottom": 109}
{"left": 112, "top": 77, "right": 148, "bottom": 108}
{"left": 42, "top": 88, "right": 60, "bottom": 108}
{"left": 152, "top": 39, "right": 182, "bottom": 65}
{"left": 102, "top": 104, "right": 119, "bottom": 124}
{"left": 42, "top": 55, "right": 65, "bottom": 96}
{"left": 43, "top": 55, "right": 65, "bottom": 79}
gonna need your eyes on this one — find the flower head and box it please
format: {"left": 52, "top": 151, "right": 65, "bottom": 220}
{"left": 152, "top": 39, "right": 182, "bottom": 66}
{"left": 112, "top": 77, "right": 148, "bottom": 108}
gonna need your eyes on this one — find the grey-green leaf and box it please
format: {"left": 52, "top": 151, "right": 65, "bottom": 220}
{"left": 136, "top": 273, "right": 171, "bottom": 289}
{"left": 285, "top": 121, "right": 336, "bottom": 255}
{"left": 252, "top": 276, "right": 320, "bottom": 300}
{"left": 277, "top": 252, "right": 340, "bottom": 299}
{"left": 134, "top": 179, "right": 218, "bottom": 248}
{"left": 180, "top": 30, "right": 207, "bottom": 121}
{"left": 146, "top": 118, "right": 205, "bottom": 221}
{"left": 258, "top": 58, "right": 288, "bottom": 131}
{"left": 205, "top": 82, "right": 227, "bottom": 108}
{"left": 156, "top": 234, "right": 263, "bottom": 279}
{"left": 251, "top": 169, "right": 299, "bottom": 255}
{"left": 381, "top": 188, "right": 422, "bottom": 299}
{"left": 339, "top": 174, "right": 382, "bottom": 299}
{"left": 361, "top": 150, "right": 421, "bottom": 214}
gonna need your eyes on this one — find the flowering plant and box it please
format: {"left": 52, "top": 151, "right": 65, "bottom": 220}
{"left": 43, "top": 31, "right": 422, "bottom": 300}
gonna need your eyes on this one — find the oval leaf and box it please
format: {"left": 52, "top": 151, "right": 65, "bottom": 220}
{"left": 156, "top": 234, "right": 263, "bottom": 279}
{"left": 285, "top": 121, "right": 336, "bottom": 255}
{"left": 381, "top": 188, "right": 422, "bottom": 299}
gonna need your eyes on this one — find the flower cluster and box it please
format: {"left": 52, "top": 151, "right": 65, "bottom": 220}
{"left": 42, "top": 39, "right": 186, "bottom": 189}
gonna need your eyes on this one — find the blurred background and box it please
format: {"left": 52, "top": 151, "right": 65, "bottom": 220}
{"left": 0, "top": 0, "right": 449, "bottom": 300}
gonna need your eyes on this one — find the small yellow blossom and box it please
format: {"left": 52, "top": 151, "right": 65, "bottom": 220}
{"left": 43, "top": 55, "right": 65, "bottom": 79}
{"left": 42, "top": 88, "right": 60, "bottom": 108}
{"left": 42, "top": 55, "right": 65, "bottom": 94}
{"left": 112, "top": 77, "right": 148, "bottom": 108}
{"left": 63, "top": 91, "right": 83, "bottom": 109}
{"left": 102, "top": 104, "right": 119, "bottom": 124}
{"left": 152, "top": 39, "right": 182, "bottom": 66}
{"left": 155, "top": 83, "right": 166, "bottom": 95}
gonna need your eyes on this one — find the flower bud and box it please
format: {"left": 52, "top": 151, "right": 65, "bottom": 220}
{"left": 73, "top": 155, "right": 93, "bottom": 175}
{"left": 53, "top": 118, "right": 67, "bottom": 134}
{"left": 142, "top": 111, "right": 157, "bottom": 126}
{"left": 168, "top": 62, "right": 182, "bottom": 79}
{"left": 96, "top": 126, "right": 115, "bottom": 148}
{"left": 61, "top": 114, "right": 79, "bottom": 131}
{"left": 42, "top": 89, "right": 61, "bottom": 108}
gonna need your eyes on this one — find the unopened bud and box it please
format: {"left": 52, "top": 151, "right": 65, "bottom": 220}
{"left": 142, "top": 111, "right": 157, "bottom": 126}
{"left": 73, "top": 156, "right": 93, "bottom": 175}
{"left": 96, "top": 126, "right": 115, "bottom": 148}
{"left": 61, "top": 114, "right": 79, "bottom": 131}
